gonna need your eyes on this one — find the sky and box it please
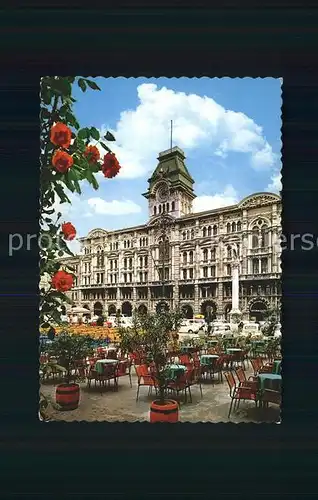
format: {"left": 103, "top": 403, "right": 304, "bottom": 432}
{"left": 54, "top": 77, "right": 282, "bottom": 253}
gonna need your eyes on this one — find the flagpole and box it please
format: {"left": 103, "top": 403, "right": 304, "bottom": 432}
{"left": 170, "top": 120, "right": 173, "bottom": 151}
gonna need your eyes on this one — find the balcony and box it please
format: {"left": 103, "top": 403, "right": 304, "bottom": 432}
{"left": 198, "top": 277, "right": 217, "bottom": 283}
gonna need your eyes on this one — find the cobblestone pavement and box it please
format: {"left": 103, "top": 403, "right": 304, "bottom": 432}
{"left": 40, "top": 365, "right": 281, "bottom": 423}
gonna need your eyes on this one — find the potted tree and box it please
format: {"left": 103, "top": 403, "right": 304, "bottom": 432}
{"left": 47, "top": 331, "right": 93, "bottom": 411}
{"left": 118, "top": 310, "right": 183, "bottom": 423}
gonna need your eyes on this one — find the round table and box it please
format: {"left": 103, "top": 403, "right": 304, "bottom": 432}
{"left": 200, "top": 354, "right": 219, "bottom": 365}
{"left": 258, "top": 373, "right": 282, "bottom": 391}
{"left": 165, "top": 364, "right": 186, "bottom": 380}
{"left": 95, "top": 358, "right": 119, "bottom": 375}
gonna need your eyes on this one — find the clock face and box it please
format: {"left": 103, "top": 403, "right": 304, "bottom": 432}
{"left": 157, "top": 183, "right": 169, "bottom": 202}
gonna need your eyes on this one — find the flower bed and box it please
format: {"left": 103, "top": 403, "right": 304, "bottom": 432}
{"left": 40, "top": 325, "right": 120, "bottom": 342}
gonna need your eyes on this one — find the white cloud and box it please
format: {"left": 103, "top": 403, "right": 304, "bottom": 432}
{"left": 266, "top": 172, "right": 282, "bottom": 193}
{"left": 193, "top": 184, "right": 238, "bottom": 212}
{"left": 87, "top": 197, "right": 142, "bottom": 216}
{"left": 96, "top": 83, "right": 278, "bottom": 179}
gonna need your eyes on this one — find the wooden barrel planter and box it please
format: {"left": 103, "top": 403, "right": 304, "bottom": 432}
{"left": 56, "top": 383, "right": 80, "bottom": 411}
{"left": 150, "top": 400, "right": 179, "bottom": 423}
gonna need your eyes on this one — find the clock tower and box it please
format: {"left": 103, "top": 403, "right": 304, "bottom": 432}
{"left": 143, "top": 146, "right": 196, "bottom": 219}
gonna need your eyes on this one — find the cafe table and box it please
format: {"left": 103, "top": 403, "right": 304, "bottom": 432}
{"left": 95, "top": 358, "right": 119, "bottom": 375}
{"left": 200, "top": 354, "right": 219, "bottom": 365}
{"left": 226, "top": 348, "right": 242, "bottom": 354}
{"left": 272, "top": 360, "right": 281, "bottom": 374}
{"left": 165, "top": 364, "right": 187, "bottom": 380}
{"left": 258, "top": 373, "right": 282, "bottom": 391}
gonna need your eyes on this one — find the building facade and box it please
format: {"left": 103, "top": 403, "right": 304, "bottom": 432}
{"left": 61, "top": 147, "right": 281, "bottom": 321}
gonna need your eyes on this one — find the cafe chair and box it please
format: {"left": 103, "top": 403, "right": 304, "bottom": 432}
{"left": 224, "top": 371, "right": 258, "bottom": 419}
{"left": 135, "top": 364, "right": 157, "bottom": 401}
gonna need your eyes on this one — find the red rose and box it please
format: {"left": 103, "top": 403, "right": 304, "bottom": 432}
{"left": 52, "top": 150, "right": 73, "bottom": 173}
{"left": 101, "top": 152, "right": 121, "bottom": 178}
{"left": 84, "top": 145, "right": 100, "bottom": 163}
{"left": 50, "top": 122, "right": 72, "bottom": 149}
{"left": 62, "top": 222, "right": 76, "bottom": 241}
{"left": 51, "top": 270, "right": 74, "bottom": 292}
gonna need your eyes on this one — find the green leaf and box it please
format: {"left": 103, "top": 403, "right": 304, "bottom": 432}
{"left": 78, "top": 78, "right": 87, "bottom": 92}
{"left": 54, "top": 183, "right": 71, "bottom": 204}
{"left": 78, "top": 128, "right": 89, "bottom": 140}
{"left": 91, "top": 174, "right": 99, "bottom": 190}
{"left": 63, "top": 173, "right": 75, "bottom": 192}
{"left": 73, "top": 178, "right": 82, "bottom": 194}
{"left": 104, "top": 131, "right": 116, "bottom": 141}
{"left": 85, "top": 80, "right": 101, "bottom": 91}
{"left": 90, "top": 127, "right": 100, "bottom": 140}
{"left": 50, "top": 78, "right": 72, "bottom": 97}
{"left": 100, "top": 142, "right": 112, "bottom": 152}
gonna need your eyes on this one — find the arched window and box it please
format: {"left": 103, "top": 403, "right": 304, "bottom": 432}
{"left": 124, "top": 258, "right": 127, "bottom": 269}
{"left": 187, "top": 231, "right": 190, "bottom": 240}
{"left": 166, "top": 203, "right": 169, "bottom": 212}
{"left": 252, "top": 227, "right": 259, "bottom": 248}
{"left": 227, "top": 223, "right": 231, "bottom": 233}
{"left": 213, "top": 225, "right": 217, "bottom": 235}
{"left": 203, "top": 249, "right": 208, "bottom": 261}
{"left": 260, "top": 226, "right": 268, "bottom": 247}
{"left": 159, "top": 205, "right": 162, "bottom": 214}
{"left": 182, "top": 231, "right": 186, "bottom": 241}
{"left": 163, "top": 204, "right": 166, "bottom": 213}
{"left": 191, "top": 229, "right": 194, "bottom": 240}
{"left": 189, "top": 251, "right": 193, "bottom": 264}
{"left": 203, "top": 227, "right": 207, "bottom": 238}
{"left": 237, "top": 221, "right": 241, "bottom": 231}
{"left": 211, "top": 247, "right": 216, "bottom": 260}
{"left": 183, "top": 252, "right": 187, "bottom": 265}
{"left": 154, "top": 206, "right": 157, "bottom": 216}
{"left": 172, "top": 201, "right": 175, "bottom": 211}
{"left": 227, "top": 246, "right": 232, "bottom": 259}
{"left": 208, "top": 226, "right": 212, "bottom": 237}
{"left": 232, "top": 222, "right": 236, "bottom": 232}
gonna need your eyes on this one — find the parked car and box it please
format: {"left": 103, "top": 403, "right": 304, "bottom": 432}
{"left": 211, "top": 322, "right": 233, "bottom": 339}
{"left": 179, "top": 319, "right": 206, "bottom": 335}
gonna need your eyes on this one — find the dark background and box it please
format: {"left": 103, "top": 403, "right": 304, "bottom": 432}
{"left": 0, "top": 4, "right": 317, "bottom": 497}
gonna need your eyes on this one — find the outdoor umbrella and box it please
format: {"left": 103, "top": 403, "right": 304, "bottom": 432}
{"left": 70, "top": 306, "right": 90, "bottom": 314}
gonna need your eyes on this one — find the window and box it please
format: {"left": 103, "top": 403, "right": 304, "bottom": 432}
{"left": 159, "top": 205, "right": 162, "bottom": 214}
{"left": 261, "top": 258, "right": 268, "bottom": 273}
{"left": 189, "top": 251, "right": 193, "bottom": 264}
{"left": 164, "top": 268, "right": 169, "bottom": 280}
{"left": 211, "top": 247, "right": 216, "bottom": 260}
{"left": 163, "top": 204, "right": 166, "bottom": 213}
{"left": 210, "top": 266, "right": 216, "bottom": 278}
{"left": 227, "top": 223, "right": 231, "bottom": 233}
{"left": 189, "top": 268, "right": 194, "bottom": 279}
{"left": 203, "top": 267, "right": 208, "bottom": 278}
{"left": 145, "top": 256, "right": 148, "bottom": 267}
{"left": 154, "top": 206, "right": 157, "bottom": 216}
{"left": 182, "top": 231, "right": 186, "bottom": 241}
{"left": 183, "top": 252, "right": 187, "bottom": 265}
{"left": 208, "top": 226, "right": 212, "bottom": 237}
{"left": 261, "top": 227, "right": 268, "bottom": 247}
{"left": 183, "top": 269, "right": 187, "bottom": 280}
{"left": 213, "top": 225, "right": 217, "bottom": 236}
{"left": 237, "top": 221, "right": 241, "bottom": 231}
{"left": 252, "top": 259, "right": 259, "bottom": 274}
{"left": 144, "top": 272, "right": 148, "bottom": 281}
{"left": 166, "top": 203, "right": 169, "bottom": 212}
{"left": 252, "top": 228, "right": 259, "bottom": 248}
{"left": 124, "top": 258, "right": 127, "bottom": 269}
{"left": 203, "top": 249, "right": 208, "bottom": 262}
{"left": 227, "top": 246, "right": 232, "bottom": 259}
{"left": 203, "top": 227, "right": 207, "bottom": 238}
{"left": 232, "top": 222, "right": 236, "bottom": 232}
{"left": 172, "top": 201, "right": 175, "bottom": 211}
{"left": 129, "top": 258, "right": 133, "bottom": 269}
{"left": 226, "top": 264, "right": 231, "bottom": 276}
{"left": 186, "top": 231, "right": 190, "bottom": 240}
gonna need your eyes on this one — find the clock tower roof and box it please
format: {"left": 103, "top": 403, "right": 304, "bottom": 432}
{"left": 142, "top": 146, "right": 195, "bottom": 200}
